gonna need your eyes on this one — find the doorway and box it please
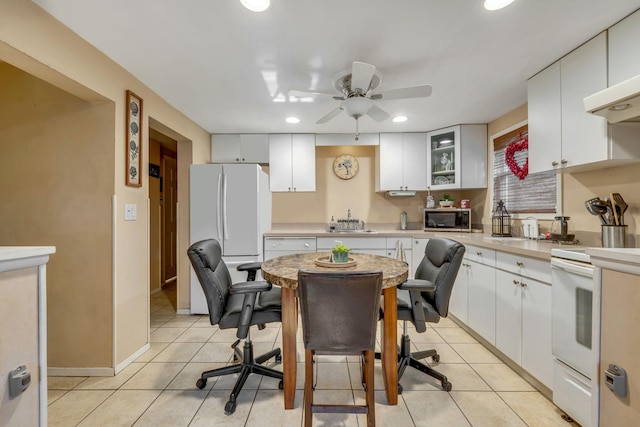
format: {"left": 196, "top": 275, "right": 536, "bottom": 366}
{"left": 149, "top": 129, "right": 178, "bottom": 310}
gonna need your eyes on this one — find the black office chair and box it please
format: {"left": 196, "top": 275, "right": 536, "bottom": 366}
{"left": 187, "top": 239, "right": 283, "bottom": 415}
{"left": 380, "top": 238, "right": 465, "bottom": 393}
{"left": 298, "top": 270, "right": 383, "bottom": 427}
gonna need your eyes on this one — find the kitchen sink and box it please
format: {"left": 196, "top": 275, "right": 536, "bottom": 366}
{"left": 332, "top": 229, "right": 378, "bottom": 233}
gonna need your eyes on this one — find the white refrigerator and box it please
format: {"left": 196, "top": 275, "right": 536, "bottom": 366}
{"left": 189, "top": 163, "right": 272, "bottom": 314}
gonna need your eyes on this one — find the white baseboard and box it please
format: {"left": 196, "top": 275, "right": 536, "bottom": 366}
{"left": 177, "top": 309, "right": 191, "bottom": 315}
{"left": 48, "top": 367, "right": 114, "bottom": 377}
{"left": 115, "top": 343, "right": 150, "bottom": 374}
{"left": 150, "top": 286, "right": 162, "bottom": 295}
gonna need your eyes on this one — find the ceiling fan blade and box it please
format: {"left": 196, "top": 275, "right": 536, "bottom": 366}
{"left": 288, "top": 89, "right": 342, "bottom": 99}
{"left": 316, "top": 107, "right": 343, "bottom": 124}
{"left": 373, "top": 84, "right": 432, "bottom": 101}
{"left": 351, "top": 61, "right": 376, "bottom": 94}
{"left": 367, "top": 104, "right": 391, "bottom": 122}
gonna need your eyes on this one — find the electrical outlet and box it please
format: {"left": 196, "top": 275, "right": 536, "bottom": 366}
{"left": 418, "top": 205, "right": 424, "bottom": 213}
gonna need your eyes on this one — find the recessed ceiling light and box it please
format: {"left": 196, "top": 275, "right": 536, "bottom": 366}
{"left": 484, "top": 0, "right": 515, "bottom": 11}
{"left": 392, "top": 115, "right": 408, "bottom": 123}
{"left": 240, "top": 0, "right": 270, "bottom": 12}
{"left": 285, "top": 117, "right": 300, "bottom": 124}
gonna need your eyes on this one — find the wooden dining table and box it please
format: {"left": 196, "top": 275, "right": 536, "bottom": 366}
{"left": 261, "top": 252, "right": 409, "bottom": 409}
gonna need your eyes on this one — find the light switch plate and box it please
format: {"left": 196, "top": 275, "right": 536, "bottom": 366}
{"left": 124, "top": 204, "right": 137, "bottom": 221}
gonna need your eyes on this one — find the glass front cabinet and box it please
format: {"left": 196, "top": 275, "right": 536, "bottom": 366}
{"left": 427, "top": 124, "right": 488, "bottom": 190}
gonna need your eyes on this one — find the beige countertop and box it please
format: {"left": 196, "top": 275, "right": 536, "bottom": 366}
{"left": 265, "top": 224, "right": 595, "bottom": 261}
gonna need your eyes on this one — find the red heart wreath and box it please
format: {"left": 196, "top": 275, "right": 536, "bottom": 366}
{"left": 505, "top": 138, "right": 528, "bottom": 180}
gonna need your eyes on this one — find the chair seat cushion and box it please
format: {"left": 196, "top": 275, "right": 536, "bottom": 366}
{"left": 395, "top": 288, "right": 440, "bottom": 324}
{"left": 219, "top": 287, "right": 282, "bottom": 329}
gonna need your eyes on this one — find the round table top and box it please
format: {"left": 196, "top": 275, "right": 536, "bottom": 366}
{"left": 261, "top": 252, "right": 409, "bottom": 290}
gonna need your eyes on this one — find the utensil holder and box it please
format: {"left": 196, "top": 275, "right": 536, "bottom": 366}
{"left": 602, "top": 225, "right": 627, "bottom": 248}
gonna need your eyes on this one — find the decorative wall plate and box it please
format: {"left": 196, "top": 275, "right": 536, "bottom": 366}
{"left": 333, "top": 154, "right": 359, "bottom": 180}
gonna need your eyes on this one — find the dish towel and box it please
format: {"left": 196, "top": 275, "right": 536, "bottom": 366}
{"left": 394, "top": 240, "right": 406, "bottom": 263}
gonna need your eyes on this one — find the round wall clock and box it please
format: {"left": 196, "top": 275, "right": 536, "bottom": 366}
{"left": 333, "top": 154, "right": 359, "bottom": 180}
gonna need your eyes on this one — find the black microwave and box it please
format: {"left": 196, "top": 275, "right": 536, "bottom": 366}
{"left": 423, "top": 208, "right": 471, "bottom": 232}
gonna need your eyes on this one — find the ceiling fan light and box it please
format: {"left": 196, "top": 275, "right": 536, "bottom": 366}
{"left": 484, "top": 0, "right": 515, "bottom": 11}
{"left": 392, "top": 115, "right": 408, "bottom": 123}
{"left": 285, "top": 117, "right": 300, "bottom": 124}
{"left": 240, "top": 0, "right": 270, "bottom": 12}
{"left": 342, "top": 97, "right": 373, "bottom": 118}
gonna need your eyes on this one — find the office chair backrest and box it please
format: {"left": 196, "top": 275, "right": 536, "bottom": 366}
{"left": 414, "top": 238, "right": 465, "bottom": 318}
{"left": 298, "top": 270, "right": 383, "bottom": 354}
{"left": 187, "top": 239, "right": 233, "bottom": 325}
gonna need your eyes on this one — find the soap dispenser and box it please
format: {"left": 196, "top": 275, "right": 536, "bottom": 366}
{"left": 329, "top": 216, "right": 336, "bottom": 232}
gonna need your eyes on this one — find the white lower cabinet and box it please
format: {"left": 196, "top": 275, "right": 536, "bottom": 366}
{"left": 466, "top": 257, "right": 497, "bottom": 345}
{"left": 316, "top": 237, "right": 387, "bottom": 256}
{"left": 495, "top": 253, "right": 554, "bottom": 389}
{"left": 264, "top": 237, "right": 316, "bottom": 261}
{"left": 449, "top": 257, "right": 469, "bottom": 323}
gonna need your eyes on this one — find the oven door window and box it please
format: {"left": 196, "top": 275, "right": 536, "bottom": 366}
{"left": 576, "top": 288, "right": 592, "bottom": 349}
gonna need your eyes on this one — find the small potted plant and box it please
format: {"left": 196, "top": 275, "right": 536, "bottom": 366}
{"left": 332, "top": 241, "right": 351, "bottom": 263}
{"left": 440, "top": 194, "right": 455, "bottom": 208}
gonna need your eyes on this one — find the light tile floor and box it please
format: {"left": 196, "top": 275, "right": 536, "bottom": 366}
{"left": 48, "top": 283, "right": 578, "bottom": 426}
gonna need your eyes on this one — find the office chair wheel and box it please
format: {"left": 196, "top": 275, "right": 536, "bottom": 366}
{"left": 275, "top": 353, "right": 282, "bottom": 364}
{"left": 196, "top": 378, "right": 207, "bottom": 389}
{"left": 442, "top": 381, "right": 452, "bottom": 392}
{"left": 278, "top": 380, "right": 284, "bottom": 390}
{"left": 432, "top": 354, "right": 440, "bottom": 363}
{"left": 225, "top": 399, "right": 237, "bottom": 415}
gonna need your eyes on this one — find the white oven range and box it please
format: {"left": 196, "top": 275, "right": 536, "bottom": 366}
{"left": 551, "top": 247, "right": 595, "bottom": 427}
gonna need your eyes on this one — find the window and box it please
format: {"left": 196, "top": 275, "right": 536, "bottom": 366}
{"left": 492, "top": 122, "right": 557, "bottom": 216}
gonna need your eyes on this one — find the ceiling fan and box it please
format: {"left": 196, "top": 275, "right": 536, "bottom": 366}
{"left": 289, "top": 61, "right": 432, "bottom": 138}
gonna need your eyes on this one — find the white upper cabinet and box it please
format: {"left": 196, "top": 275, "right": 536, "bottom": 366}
{"left": 608, "top": 9, "right": 640, "bottom": 85}
{"left": 560, "top": 33, "right": 608, "bottom": 168}
{"left": 268, "top": 134, "right": 316, "bottom": 192}
{"left": 528, "top": 62, "right": 562, "bottom": 174}
{"left": 528, "top": 32, "right": 640, "bottom": 174}
{"left": 211, "top": 134, "right": 269, "bottom": 163}
{"left": 376, "top": 133, "right": 427, "bottom": 191}
{"left": 426, "top": 125, "right": 487, "bottom": 190}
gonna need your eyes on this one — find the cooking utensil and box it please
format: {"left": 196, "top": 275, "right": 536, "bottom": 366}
{"left": 612, "top": 193, "right": 628, "bottom": 225}
{"left": 610, "top": 193, "right": 620, "bottom": 226}
{"left": 585, "top": 198, "right": 609, "bottom": 225}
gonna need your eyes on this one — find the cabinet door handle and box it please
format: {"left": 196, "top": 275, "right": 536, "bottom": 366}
{"left": 561, "top": 159, "right": 568, "bottom": 165}
{"left": 520, "top": 282, "right": 527, "bottom": 288}
{"left": 516, "top": 261, "right": 524, "bottom": 267}
{"left": 476, "top": 252, "right": 482, "bottom": 256}
{"left": 551, "top": 161, "right": 558, "bottom": 167}
{"left": 513, "top": 279, "right": 520, "bottom": 286}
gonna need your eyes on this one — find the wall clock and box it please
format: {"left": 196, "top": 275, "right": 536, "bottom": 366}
{"left": 333, "top": 154, "right": 359, "bottom": 180}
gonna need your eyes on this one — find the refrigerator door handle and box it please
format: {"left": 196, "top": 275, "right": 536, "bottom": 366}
{"left": 222, "top": 172, "right": 229, "bottom": 240}
{"left": 216, "top": 173, "right": 223, "bottom": 239}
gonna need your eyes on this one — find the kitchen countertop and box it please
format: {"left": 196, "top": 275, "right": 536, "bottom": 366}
{"left": 587, "top": 248, "right": 640, "bottom": 275}
{"left": 265, "top": 224, "right": 592, "bottom": 261}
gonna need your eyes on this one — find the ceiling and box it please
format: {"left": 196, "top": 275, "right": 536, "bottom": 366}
{"left": 33, "top": 0, "right": 640, "bottom": 135}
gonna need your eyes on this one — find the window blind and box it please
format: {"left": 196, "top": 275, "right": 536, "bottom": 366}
{"left": 492, "top": 125, "right": 556, "bottom": 214}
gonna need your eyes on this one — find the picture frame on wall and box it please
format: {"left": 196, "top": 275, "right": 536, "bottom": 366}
{"left": 125, "top": 90, "right": 143, "bottom": 187}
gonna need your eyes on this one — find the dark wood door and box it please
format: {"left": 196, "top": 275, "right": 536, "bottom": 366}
{"left": 161, "top": 150, "right": 177, "bottom": 284}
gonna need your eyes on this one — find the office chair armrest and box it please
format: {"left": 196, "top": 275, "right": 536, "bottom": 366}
{"left": 399, "top": 279, "right": 434, "bottom": 333}
{"left": 229, "top": 280, "right": 272, "bottom": 294}
{"left": 237, "top": 262, "right": 263, "bottom": 281}
{"left": 398, "top": 279, "right": 436, "bottom": 292}
{"left": 237, "top": 261, "right": 262, "bottom": 272}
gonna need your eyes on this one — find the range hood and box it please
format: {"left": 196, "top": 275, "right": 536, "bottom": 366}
{"left": 584, "top": 74, "right": 640, "bottom": 123}
{"left": 385, "top": 190, "right": 416, "bottom": 197}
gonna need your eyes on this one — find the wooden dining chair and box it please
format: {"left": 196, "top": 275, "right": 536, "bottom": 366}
{"left": 297, "top": 269, "right": 383, "bottom": 427}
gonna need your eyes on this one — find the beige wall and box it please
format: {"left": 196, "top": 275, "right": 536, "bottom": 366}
{"left": 0, "top": 63, "right": 114, "bottom": 367}
{"left": 272, "top": 145, "right": 470, "bottom": 228}
{"left": 0, "top": 0, "right": 210, "bottom": 371}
